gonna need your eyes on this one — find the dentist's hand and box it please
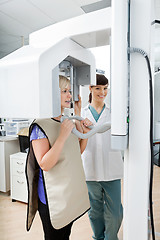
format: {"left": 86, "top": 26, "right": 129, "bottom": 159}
{"left": 80, "top": 118, "right": 93, "bottom": 133}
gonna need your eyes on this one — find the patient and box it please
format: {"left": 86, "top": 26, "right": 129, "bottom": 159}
{"left": 25, "top": 75, "right": 92, "bottom": 240}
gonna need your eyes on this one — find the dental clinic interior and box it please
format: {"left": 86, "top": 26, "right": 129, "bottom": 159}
{"left": 0, "top": 0, "right": 160, "bottom": 240}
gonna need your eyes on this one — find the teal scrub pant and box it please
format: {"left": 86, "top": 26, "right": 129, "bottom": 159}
{"left": 86, "top": 180, "right": 123, "bottom": 240}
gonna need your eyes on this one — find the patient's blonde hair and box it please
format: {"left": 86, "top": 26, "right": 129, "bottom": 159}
{"left": 59, "top": 75, "right": 70, "bottom": 90}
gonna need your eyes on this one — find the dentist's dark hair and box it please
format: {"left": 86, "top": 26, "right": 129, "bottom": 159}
{"left": 89, "top": 74, "right": 108, "bottom": 103}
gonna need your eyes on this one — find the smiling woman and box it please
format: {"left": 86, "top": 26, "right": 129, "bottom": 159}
{"left": 81, "top": 74, "right": 123, "bottom": 240}
{"left": 88, "top": 74, "right": 108, "bottom": 106}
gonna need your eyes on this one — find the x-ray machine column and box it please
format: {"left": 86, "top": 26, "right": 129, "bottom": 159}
{"left": 112, "top": 0, "right": 155, "bottom": 239}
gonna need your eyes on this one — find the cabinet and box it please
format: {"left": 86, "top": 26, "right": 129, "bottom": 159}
{"left": 10, "top": 152, "right": 28, "bottom": 203}
{"left": 0, "top": 137, "right": 19, "bottom": 192}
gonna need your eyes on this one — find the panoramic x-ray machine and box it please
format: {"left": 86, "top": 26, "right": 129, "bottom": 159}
{"left": 0, "top": 0, "right": 157, "bottom": 239}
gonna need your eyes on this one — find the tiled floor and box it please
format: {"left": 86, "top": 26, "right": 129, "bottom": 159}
{"left": 1, "top": 165, "right": 160, "bottom": 240}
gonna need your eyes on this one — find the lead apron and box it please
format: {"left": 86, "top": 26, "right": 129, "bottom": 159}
{"left": 26, "top": 118, "right": 90, "bottom": 230}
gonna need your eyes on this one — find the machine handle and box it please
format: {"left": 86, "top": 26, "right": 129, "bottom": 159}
{"left": 61, "top": 115, "right": 111, "bottom": 139}
{"left": 16, "top": 161, "right": 23, "bottom": 165}
{"left": 17, "top": 170, "right": 24, "bottom": 174}
{"left": 17, "top": 180, "right": 24, "bottom": 184}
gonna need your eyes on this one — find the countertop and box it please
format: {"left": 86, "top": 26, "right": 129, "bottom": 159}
{"left": 0, "top": 136, "right": 18, "bottom": 142}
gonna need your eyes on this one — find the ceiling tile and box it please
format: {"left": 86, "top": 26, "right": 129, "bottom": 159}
{"left": 0, "top": 39, "right": 22, "bottom": 54}
{"left": 0, "top": 51, "right": 6, "bottom": 58}
{"left": 0, "top": 11, "right": 31, "bottom": 37}
{"left": 0, "top": 29, "right": 20, "bottom": 44}
{"left": 0, "top": 0, "right": 55, "bottom": 31}
{"left": 28, "top": 0, "right": 84, "bottom": 22}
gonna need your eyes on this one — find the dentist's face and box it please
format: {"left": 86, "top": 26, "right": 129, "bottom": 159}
{"left": 61, "top": 86, "right": 72, "bottom": 108}
{"left": 90, "top": 84, "right": 108, "bottom": 103}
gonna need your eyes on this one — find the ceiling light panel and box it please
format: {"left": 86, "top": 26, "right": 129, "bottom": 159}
{"left": 28, "top": 0, "right": 84, "bottom": 22}
{"left": 0, "top": 0, "right": 55, "bottom": 31}
{"left": 74, "top": 0, "right": 102, "bottom": 6}
{"left": 81, "top": 0, "right": 111, "bottom": 13}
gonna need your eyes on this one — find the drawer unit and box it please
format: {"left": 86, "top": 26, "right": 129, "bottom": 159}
{"left": 10, "top": 152, "right": 28, "bottom": 203}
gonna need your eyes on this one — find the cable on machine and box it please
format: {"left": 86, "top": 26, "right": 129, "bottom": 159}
{"left": 128, "top": 47, "right": 155, "bottom": 240}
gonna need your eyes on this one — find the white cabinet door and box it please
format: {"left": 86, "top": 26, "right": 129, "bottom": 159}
{"left": 0, "top": 139, "right": 19, "bottom": 192}
{"left": 12, "top": 175, "right": 27, "bottom": 203}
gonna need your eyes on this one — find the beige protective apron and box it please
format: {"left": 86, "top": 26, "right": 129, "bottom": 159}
{"left": 26, "top": 118, "right": 90, "bottom": 230}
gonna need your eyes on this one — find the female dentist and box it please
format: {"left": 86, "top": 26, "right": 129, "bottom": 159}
{"left": 81, "top": 74, "right": 123, "bottom": 240}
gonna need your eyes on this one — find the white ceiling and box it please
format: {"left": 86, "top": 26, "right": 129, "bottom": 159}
{"left": 0, "top": 0, "right": 159, "bottom": 59}
{"left": 0, "top": 0, "right": 110, "bottom": 58}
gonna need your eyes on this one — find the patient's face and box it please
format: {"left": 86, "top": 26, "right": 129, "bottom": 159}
{"left": 61, "top": 85, "right": 72, "bottom": 109}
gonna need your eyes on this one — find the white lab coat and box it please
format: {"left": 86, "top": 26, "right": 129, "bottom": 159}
{"left": 81, "top": 105, "right": 123, "bottom": 181}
